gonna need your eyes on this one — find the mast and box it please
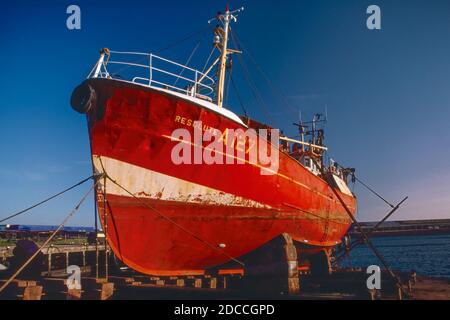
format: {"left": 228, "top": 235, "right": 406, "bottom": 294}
{"left": 216, "top": 8, "right": 230, "bottom": 108}
{"left": 210, "top": 6, "right": 244, "bottom": 108}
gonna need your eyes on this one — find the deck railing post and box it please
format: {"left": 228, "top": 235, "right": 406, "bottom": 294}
{"left": 93, "top": 48, "right": 109, "bottom": 78}
{"left": 149, "top": 54, "right": 153, "bottom": 86}
{"left": 193, "top": 71, "right": 198, "bottom": 97}
{"left": 47, "top": 250, "right": 52, "bottom": 276}
{"left": 89, "top": 50, "right": 215, "bottom": 97}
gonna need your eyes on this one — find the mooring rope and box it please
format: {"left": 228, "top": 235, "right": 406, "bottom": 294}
{"left": 0, "top": 174, "right": 98, "bottom": 224}
{"left": 329, "top": 158, "right": 395, "bottom": 209}
{"left": 0, "top": 179, "right": 99, "bottom": 294}
{"left": 103, "top": 173, "right": 245, "bottom": 267}
{"left": 333, "top": 196, "right": 408, "bottom": 264}
{"left": 353, "top": 175, "right": 394, "bottom": 208}
{"left": 310, "top": 157, "right": 407, "bottom": 294}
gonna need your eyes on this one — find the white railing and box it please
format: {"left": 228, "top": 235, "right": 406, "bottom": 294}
{"left": 87, "top": 50, "right": 215, "bottom": 99}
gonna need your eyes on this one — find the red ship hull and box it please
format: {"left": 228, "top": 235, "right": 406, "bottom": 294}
{"left": 82, "top": 78, "right": 356, "bottom": 275}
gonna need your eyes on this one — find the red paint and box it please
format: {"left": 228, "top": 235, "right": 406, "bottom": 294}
{"left": 84, "top": 79, "right": 356, "bottom": 275}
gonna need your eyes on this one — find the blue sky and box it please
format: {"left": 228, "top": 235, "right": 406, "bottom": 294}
{"left": 1, "top": 0, "right": 449, "bottom": 226}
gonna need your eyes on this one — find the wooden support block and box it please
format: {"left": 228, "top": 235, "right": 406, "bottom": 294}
{"left": 156, "top": 279, "right": 165, "bottom": 286}
{"left": 397, "top": 285, "right": 403, "bottom": 300}
{"left": 43, "top": 278, "right": 82, "bottom": 300}
{"left": 132, "top": 275, "right": 159, "bottom": 283}
{"left": 82, "top": 277, "right": 107, "bottom": 286}
{"left": 98, "top": 283, "right": 114, "bottom": 300}
{"left": 207, "top": 277, "right": 217, "bottom": 289}
{"left": 0, "top": 280, "right": 43, "bottom": 300}
{"left": 185, "top": 278, "right": 202, "bottom": 288}
{"left": 193, "top": 278, "right": 202, "bottom": 288}
{"left": 82, "top": 282, "right": 114, "bottom": 300}
{"left": 108, "top": 276, "right": 133, "bottom": 287}
{"left": 164, "top": 278, "right": 184, "bottom": 287}
{"left": 176, "top": 279, "right": 185, "bottom": 287}
{"left": 21, "top": 285, "right": 43, "bottom": 300}
{"left": 67, "top": 288, "right": 82, "bottom": 300}
{"left": 287, "top": 277, "right": 300, "bottom": 294}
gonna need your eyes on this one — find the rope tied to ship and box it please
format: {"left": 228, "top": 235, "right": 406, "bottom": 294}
{"left": 310, "top": 157, "right": 409, "bottom": 296}
{"left": 333, "top": 195, "right": 409, "bottom": 264}
{"left": 328, "top": 159, "right": 409, "bottom": 264}
{"left": 0, "top": 174, "right": 100, "bottom": 224}
{"left": 0, "top": 179, "right": 99, "bottom": 294}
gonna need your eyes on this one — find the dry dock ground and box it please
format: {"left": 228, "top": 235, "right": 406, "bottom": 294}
{"left": 1, "top": 244, "right": 450, "bottom": 300}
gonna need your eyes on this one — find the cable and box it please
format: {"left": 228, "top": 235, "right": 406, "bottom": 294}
{"left": 229, "top": 29, "right": 274, "bottom": 124}
{"left": 225, "top": 67, "right": 232, "bottom": 106}
{"left": 0, "top": 180, "right": 98, "bottom": 294}
{"left": 173, "top": 40, "right": 202, "bottom": 87}
{"left": 201, "top": 47, "right": 216, "bottom": 74}
{"left": 354, "top": 175, "right": 394, "bottom": 208}
{"left": 157, "top": 26, "right": 211, "bottom": 54}
{"left": 230, "top": 73, "right": 248, "bottom": 116}
{"left": 310, "top": 157, "right": 407, "bottom": 294}
{"left": 328, "top": 155, "right": 394, "bottom": 208}
{"left": 106, "top": 26, "right": 211, "bottom": 79}
{"left": 232, "top": 30, "right": 298, "bottom": 115}
{"left": 0, "top": 175, "right": 97, "bottom": 224}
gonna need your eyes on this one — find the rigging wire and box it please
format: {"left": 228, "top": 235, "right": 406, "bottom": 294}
{"left": 353, "top": 175, "right": 394, "bottom": 208}
{"left": 309, "top": 157, "right": 407, "bottom": 294}
{"left": 0, "top": 180, "right": 98, "bottom": 294}
{"left": 173, "top": 40, "right": 202, "bottom": 87}
{"left": 225, "top": 67, "right": 232, "bottom": 106}
{"left": 201, "top": 47, "right": 216, "bottom": 75}
{"left": 230, "top": 73, "right": 248, "bottom": 117}
{"left": 0, "top": 174, "right": 97, "bottom": 224}
{"left": 173, "top": 24, "right": 213, "bottom": 87}
{"left": 231, "top": 31, "right": 298, "bottom": 115}
{"left": 156, "top": 26, "right": 211, "bottom": 54}
{"left": 105, "top": 26, "right": 212, "bottom": 79}
{"left": 329, "top": 156, "right": 395, "bottom": 209}
{"left": 229, "top": 28, "right": 274, "bottom": 124}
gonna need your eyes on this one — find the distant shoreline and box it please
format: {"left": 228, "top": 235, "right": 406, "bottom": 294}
{"left": 348, "top": 218, "right": 450, "bottom": 238}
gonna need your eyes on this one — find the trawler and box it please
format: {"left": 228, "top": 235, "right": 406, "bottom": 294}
{"left": 71, "top": 7, "right": 356, "bottom": 276}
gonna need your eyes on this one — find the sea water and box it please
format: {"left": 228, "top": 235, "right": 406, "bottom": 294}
{"left": 340, "top": 234, "right": 450, "bottom": 278}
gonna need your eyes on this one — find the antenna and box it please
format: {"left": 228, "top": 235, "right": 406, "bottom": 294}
{"left": 208, "top": 7, "right": 244, "bottom": 24}
{"left": 208, "top": 6, "right": 244, "bottom": 108}
{"left": 292, "top": 109, "right": 309, "bottom": 151}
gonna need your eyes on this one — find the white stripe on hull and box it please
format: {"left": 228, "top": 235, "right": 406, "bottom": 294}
{"left": 93, "top": 155, "right": 272, "bottom": 208}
